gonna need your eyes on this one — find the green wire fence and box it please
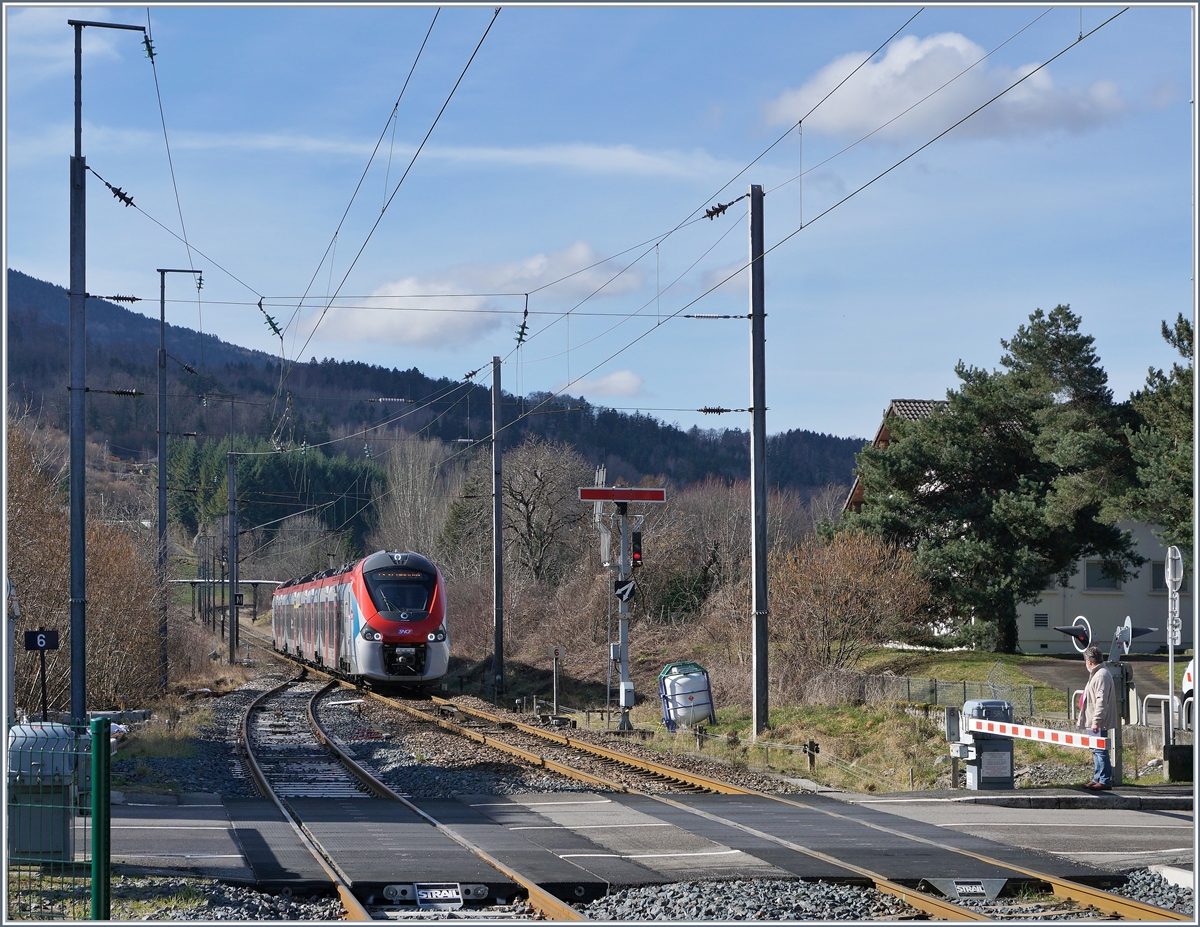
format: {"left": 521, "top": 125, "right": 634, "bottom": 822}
{"left": 6, "top": 717, "right": 110, "bottom": 920}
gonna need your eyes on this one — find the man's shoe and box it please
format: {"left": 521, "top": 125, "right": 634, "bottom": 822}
{"left": 1083, "top": 781, "right": 1103, "bottom": 789}
{"left": 1093, "top": 783, "right": 1112, "bottom": 791}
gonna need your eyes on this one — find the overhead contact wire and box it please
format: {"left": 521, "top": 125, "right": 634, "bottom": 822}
{"left": 144, "top": 8, "right": 205, "bottom": 366}
{"left": 282, "top": 7, "right": 502, "bottom": 394}
{"left": 493, "top": 7, "right": 922, "bottom": 360}
{"left": 279, "top": 8, "right": 441, "bottom": 355}
{"left": 766, "top": 7, "right": 1053, "bottom": 196}
{"left": 482, "top": 7, "right": 1127, "bottom": 445}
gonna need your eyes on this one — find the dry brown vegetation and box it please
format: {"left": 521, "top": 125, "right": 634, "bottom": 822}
{"left": 335, "top": 431, "right": 933, "bottom": 713}
{"left": 6, "top": 421, "right": 224, "bottom": 715}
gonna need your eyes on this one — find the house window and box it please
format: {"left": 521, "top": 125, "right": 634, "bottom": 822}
{"left": 1151, "top": 561, "right": 1190, "bottom": 593}
{"left": 1085, "top": 562, "right": 1121, "bottom": 591}
{"left": 1034, "top": 614, "right": 1049, "bottom": 628}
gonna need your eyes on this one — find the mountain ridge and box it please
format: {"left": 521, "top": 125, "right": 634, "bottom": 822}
{"left": 6, "top": 267, "right": 864, "bottom": 491}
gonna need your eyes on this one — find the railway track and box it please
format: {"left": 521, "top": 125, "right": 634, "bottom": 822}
{"left": 239, "top": 628, "right": 1190, "bottom": 921}
{"left": 242, "top": 674, "right": 583, "bottom": 920}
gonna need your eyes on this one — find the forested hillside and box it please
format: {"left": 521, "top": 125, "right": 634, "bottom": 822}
{"left": 6, "top": 268, "right": 862, "bottom": 491}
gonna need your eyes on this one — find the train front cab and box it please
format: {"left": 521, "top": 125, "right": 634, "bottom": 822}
{"left": 353, "top": 552, "right": 449, "bottom": 688}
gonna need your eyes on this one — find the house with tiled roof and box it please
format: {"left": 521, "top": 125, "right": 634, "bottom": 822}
{"left": 844, "top": 399, "right": 1191, "bottom": 654}
{"left": 843, "top": 399, "right": 948, "bottom": 514}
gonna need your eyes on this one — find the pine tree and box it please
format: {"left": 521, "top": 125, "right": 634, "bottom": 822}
{"left": 846, "top": 306, "right": 1142, "bottom": 652}
{"left": 1107, "top": 313, "right": 1193, "bottom": 561}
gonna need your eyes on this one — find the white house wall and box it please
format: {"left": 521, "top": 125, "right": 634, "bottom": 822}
{"left": 1018, "top": 523, "right": 1193, "bottom": 654}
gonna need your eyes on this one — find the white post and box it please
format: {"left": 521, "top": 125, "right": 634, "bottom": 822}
{"left": 1167, "top": 546, "right": 1183, "bottom": 741}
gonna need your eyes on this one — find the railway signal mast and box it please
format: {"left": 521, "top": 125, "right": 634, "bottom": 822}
{"left": 579, "top": 486, "right": 666, "bottom": 730}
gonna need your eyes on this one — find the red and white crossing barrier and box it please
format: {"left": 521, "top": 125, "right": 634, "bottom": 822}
{"left": 966, "top": 717, "right": 1107, "bottom": 750}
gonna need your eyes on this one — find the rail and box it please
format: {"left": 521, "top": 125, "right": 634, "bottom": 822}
{"left": 758, "top": 791, "right": 1189, "bottom": 921}
{"left": 239, "top": 627, "right": 1188, "bottom": 920}
{"left": 428, "top": 695, "right": 753, "bottom": 795}
{"left": 239, "top": 678, "right": 372, "bottom": 921}
{"left": 305, "top": 683, "right": 585, "bottom": 920}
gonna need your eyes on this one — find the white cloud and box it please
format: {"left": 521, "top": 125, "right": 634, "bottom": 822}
{"left": 702, "top": 258, "right": 748, "bottom": 294}
{"left": 766, "top": 32, "right": 1127, "bottom": 141}
{"left": 456, "top": 240, "right": 644, "bottom": 299}
{"left": 5, "top": 7, "right": 129, "bottom": 84}
{"left": 327, "top": 279, "right": 501, "bottom": 349}
{"left": 4, "top": 113, "right": 735, "bottom": 178}
{"left": 563, "top": 370, "right": 645, "bottom": 398}
{"left": 429, "top": 142, "right": 730, "bottom": 179}
{"left": 325, "top": 241, "right": 643, "bottom": 348}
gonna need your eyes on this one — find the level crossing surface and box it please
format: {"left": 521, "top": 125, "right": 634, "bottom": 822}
{"left": 109, "top": 787, "right": 1131, "bottom": 901}
{"left": 837, "top": 795, "right": 1195, "bottom": 873}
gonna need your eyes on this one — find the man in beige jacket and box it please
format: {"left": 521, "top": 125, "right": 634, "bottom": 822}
{"left": 1078, "top": 644, "right": 1116, "bottom": 790}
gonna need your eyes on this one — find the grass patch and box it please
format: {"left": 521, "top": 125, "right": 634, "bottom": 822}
{"left": 629, "top": 702, "right": 952, "bottom": 792}
{"left": 854, "top": 649, "right": 1070, "bottom": 714}
{"left": 113, "top": 703, "right": 213, "bottom": 762}
{"left": 110, "top": 877, "right": 209, "bottom": 919}
{"left": 1133, "top": 653, "right": 1194, "bottom": 691}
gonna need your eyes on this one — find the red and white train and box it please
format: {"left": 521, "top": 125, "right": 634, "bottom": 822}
{"left": 272, "top": 550, "right": 449, "bottom": 688}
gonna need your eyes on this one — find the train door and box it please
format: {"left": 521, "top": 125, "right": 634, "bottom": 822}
{"left": 301, "top": 599, "right": 309, "bottom": 660}
{"left": 324, "top": 593, "right": 333, "bottom": 667}
{"left": 340, "top": 586, "right": 353, "bottom": 674}
{"left": 307, "top": 599, "right": 314, "bottom": 661}
{"left": 332, "top": 585, "right": 343, "bottom": 671}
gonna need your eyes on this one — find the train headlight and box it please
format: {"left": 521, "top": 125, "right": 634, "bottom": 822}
{"left": 434, "top": 626, "right": 446, "bottom": 642}
{"left": 427, "top": 632, "right": 436, "bottom": 641}
{"left": 361, "top": 626, "right": 382, "bottom": 642}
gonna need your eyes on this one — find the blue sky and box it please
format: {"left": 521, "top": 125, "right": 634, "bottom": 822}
{"left": 4, "top": 4, "right": 1195, "bottom": 440}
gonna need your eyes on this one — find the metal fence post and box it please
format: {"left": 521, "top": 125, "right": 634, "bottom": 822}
{"left": 90, "top": 717, "right": 110, "bottom": 919}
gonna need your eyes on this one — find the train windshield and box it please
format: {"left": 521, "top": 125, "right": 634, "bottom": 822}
{"left": 364, "top": 568, "right": 435, "bottom": 619}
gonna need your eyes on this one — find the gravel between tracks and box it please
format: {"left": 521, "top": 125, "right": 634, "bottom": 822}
{"left": 576, "top": 878, "right": 918, "bottom": 920}
{"left": 316, "top": 689, "right": 608, "bottom": 797}
{"left": 108, "top": 875, "right": 343, "bottom": 920}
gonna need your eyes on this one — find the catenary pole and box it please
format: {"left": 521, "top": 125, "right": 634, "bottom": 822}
{"left": 749, "top": 183, "right": 769, "bottom": 738}
{"left": 67, "top": 18, "right": 144, "bottom": 727}
{"left": 492, "top": 357, "right": 504, "bottom": 696}
{"left": 228, "top": 445, "right": 238, "bottom": 664}
{"left": 157, "top": 269, "right": 201, "bottom": 693}
{"left": 68, "top": 21, "right": 87, "bottom": 728}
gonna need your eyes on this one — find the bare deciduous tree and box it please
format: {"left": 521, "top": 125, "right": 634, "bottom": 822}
{"left": 769, "top": 531, "right": 930, "bottom": 699}
{"left": 502, "top": 437, "right": 593, "bottom": 584}
{"left": 369, "top": 434, "right": 462, "bottom": 557}
{"left": 7, "top": 422, "right": 164, "bottom": 712}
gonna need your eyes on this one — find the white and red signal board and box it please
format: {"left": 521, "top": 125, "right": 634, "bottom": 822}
{"left": 578, "top": 487, "right": 666, "bottom": 503}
